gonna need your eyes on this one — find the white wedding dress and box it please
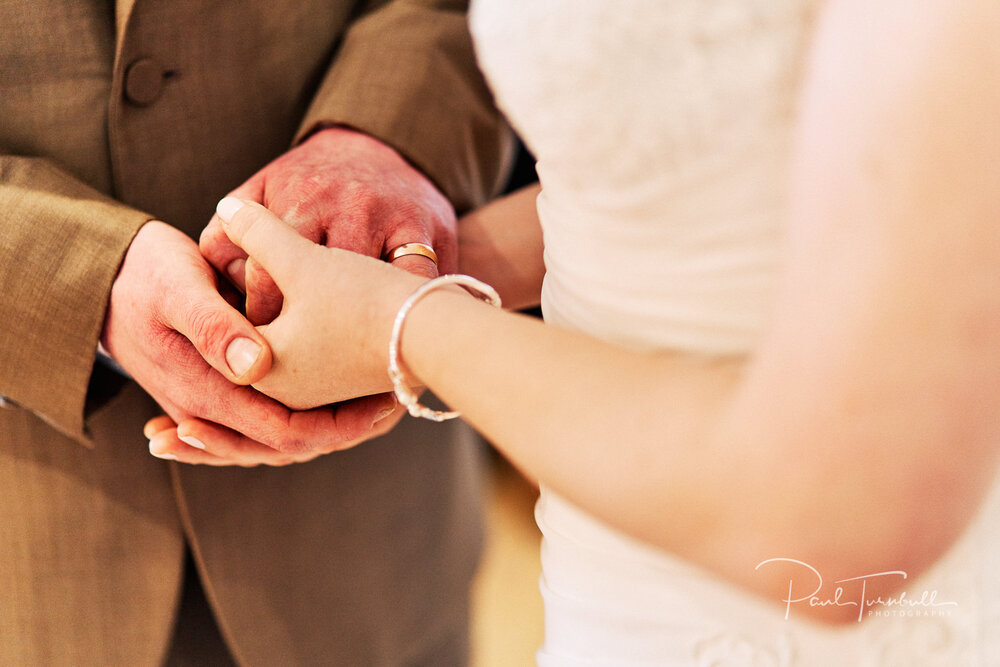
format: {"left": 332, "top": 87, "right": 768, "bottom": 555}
{"left": 469, "top": 1, "right": 1000, "bottom": 664}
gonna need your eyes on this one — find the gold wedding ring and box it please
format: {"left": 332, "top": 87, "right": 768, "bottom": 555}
{"left": 384, "top": 242, "right": 438, "bottom": 266}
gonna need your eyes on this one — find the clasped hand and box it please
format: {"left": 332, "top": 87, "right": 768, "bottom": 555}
{"left": 137, "top": 127, "right": 454, "bottom": 466}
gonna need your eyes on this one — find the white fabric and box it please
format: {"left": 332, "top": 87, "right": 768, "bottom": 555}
{"left": 469, "top": 1, "right": 1000, "bottom": 664}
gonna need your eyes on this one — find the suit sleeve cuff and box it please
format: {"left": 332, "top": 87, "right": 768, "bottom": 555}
{"left": 0, "top": 156, "right": 151, "bottom": 444}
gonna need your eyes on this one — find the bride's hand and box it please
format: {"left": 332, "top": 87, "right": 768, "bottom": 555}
{"left": 215, "top": 197, "right": 426, "bottom": 410}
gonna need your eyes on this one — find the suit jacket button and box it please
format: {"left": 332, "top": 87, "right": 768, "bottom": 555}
{"left": 124, "top": 58, "right": 166, "bottom": 106}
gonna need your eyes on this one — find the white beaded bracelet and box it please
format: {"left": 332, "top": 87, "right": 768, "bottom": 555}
{"left": 388, "top": 274, "right": 502, "bottom": 421}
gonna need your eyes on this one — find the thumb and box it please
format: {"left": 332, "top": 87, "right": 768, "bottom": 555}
{"left": 172, "top": 290, "right": 274, "bottom": 385}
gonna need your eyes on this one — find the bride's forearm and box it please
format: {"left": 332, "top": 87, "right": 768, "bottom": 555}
{"left": 399, "top": 288, "right": 752, "bottom": 579}
{"left": 458, "top": 183, "right": 544, "bottom": 311}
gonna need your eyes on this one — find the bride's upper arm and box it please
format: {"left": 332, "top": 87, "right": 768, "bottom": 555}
{"left": 786, "top": 0, "right": 1000, "bottom": 268}
{"left": 714, "top": 0, "right": 1000, "bottom": 593}
{"left": 756, "top": 0, "right": 1000, "bottom": 420}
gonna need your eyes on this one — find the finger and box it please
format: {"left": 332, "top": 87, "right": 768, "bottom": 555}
{"left": 282, "top": 393, "right": 400, "bottom": 454}
{"left": 388, "top": 254, "right": 439, "bottom": 280}
{"left": 244, "top": 256, "right": 284, "bottom": 325}
{"left": 381, "top": 199, "right": 457, "bottom": 274}
{"left": 313, "top": 397, "right": 405, "bottom": 455}
{"left": 383, "top": 229, "right": 440, "bottom": 280}
{"left": 200, "top": 181, "right": 264, "bottom": 291}
{"left": 215, "top": 197, "right": 315, "bottom": 290}
{"left": 143, "top": 415, "right": 176, "bottom": 439}
{"left": 176, "top": 419, "right": 300, "bottom": 466}
{"left": 356, "top": 395, "right": 406, "bottom": 442}
{"left": 201, "top": 222, "right": 249, "bottom": 292}
{"left": 167, "top": 286, "right": 273, "bottom": 385}
{"left": 149, "top": 427, "right": 205, "bottom": 462}
{"left": 148, "top": 426, "right": 259, "bottom": 466}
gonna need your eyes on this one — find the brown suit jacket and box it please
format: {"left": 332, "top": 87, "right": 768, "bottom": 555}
{"left": 0, "top": 1, "right": 512, "bottom": 664}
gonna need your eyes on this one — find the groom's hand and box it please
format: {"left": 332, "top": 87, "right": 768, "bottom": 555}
{"left": 103, "top": 221, "right": 390, "bottom": 462}
{"left": 199, "top": 126, "right": 457, "bottom": 325}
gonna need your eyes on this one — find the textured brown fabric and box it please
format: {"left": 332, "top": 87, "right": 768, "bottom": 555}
{"left": 0, "top": 382, "right": 183, "bottom": 666}
{"left": 0, "top": 1, "right": 509, "bottom": 664}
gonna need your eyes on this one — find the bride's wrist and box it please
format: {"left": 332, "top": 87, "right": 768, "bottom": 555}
{"left": 387, "top": 275, "right": 501, "bottom": 421}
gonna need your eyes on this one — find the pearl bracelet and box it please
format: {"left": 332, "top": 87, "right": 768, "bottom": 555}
{"left": 388, "top": 274, "right": 502, "bottom": 421}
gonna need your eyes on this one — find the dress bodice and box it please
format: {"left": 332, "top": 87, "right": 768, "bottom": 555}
{"left": 472, "top": 0, "right": 817, "bottom": 354}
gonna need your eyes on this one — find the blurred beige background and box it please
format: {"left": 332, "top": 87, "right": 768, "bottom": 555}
{"left": 472, "top": 454, "right": 544, "bottom": 667}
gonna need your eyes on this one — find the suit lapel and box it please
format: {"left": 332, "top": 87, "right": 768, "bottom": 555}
{"left": 115, "top": 0, "right": 137, "bottom": 48}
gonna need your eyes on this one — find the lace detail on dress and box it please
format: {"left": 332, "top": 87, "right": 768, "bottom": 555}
{"left": 472, "top": 0, "right": 818, "bottom": 195}
{"left": 866, "top": 618, "right": 966, "bottom": 667}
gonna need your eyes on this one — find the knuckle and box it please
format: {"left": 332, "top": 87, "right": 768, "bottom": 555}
{"left": 342, "top": 178, "right": 373, "bottom": 204}
{"left": 270, "top": 432, "right": 307, "bottom": 455}
{"left": 199, "top": 226, "right": 232, "bottom": 264}
{"left": 199, "top": 219, "right": 221, "bottom": 246}
{"left": 278, "top": 195, "right": 314, "bottom": 227}
{"left": 185, "top": 301, "right": 221, "bottom": 336}
{"left": 393, "top": 200, "right": 427, "bottom": 223}
{"left": 184, "top": 302, "right": 232, "bottom": 359}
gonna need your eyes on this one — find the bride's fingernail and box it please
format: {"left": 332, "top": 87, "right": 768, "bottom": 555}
{"left": 149, "top": 440, "right": 178, "bottom": 461}
{"left": 216, "top": 196, "right": 245, "bottom": 223}
{"left": 226, "top": 337, "right": 262, "bottom": 378}
{"left": 179, "top": 435, "right": 207, "bottom": 450}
